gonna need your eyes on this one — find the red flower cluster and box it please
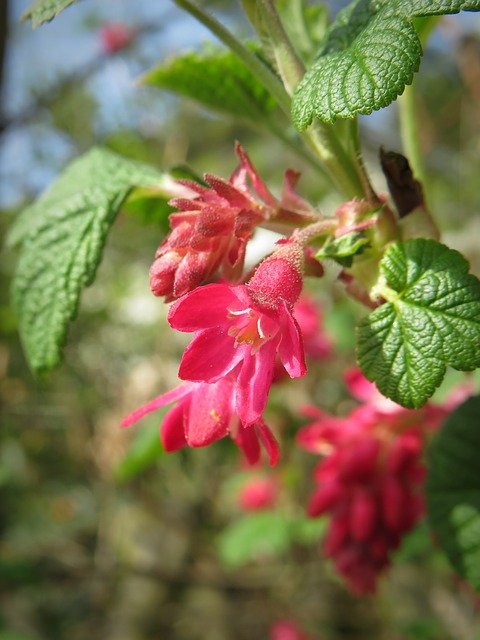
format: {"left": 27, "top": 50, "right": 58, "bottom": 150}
{"left": 121, "top": 145, "right": 335, "bottom": 466}
{"left": 123, "top": 243, "right": 307, "bottom": 465}
{"left": 169, "top": 244, "right": 306, "bottom": 424}
{"left": 150, "top": 143, "right": 313, "bottom": 301}
{"left": 297, "top": 369, "right": 448, "bottom": 594}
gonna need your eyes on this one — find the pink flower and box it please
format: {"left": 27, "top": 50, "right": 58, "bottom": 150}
{"left": 100, "top": 23, "right": 134, "bottom": 54}
{"left": 121, "top": 378, "right": 279, "bottom": 466}
{"left": 296, "top": 369, "right": 449, "bottom": 595}
{"left": 150, "top": 143, "right": 314, "bottom": 301}
{"left": 237, "top": 475, "right": 279, "bottom": 511}
{"left": 168, "top": 246, "right": 306, "bottom": 425}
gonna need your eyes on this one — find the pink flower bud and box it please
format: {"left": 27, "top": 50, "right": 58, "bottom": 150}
{"left": 238, "top": 475, "right": 279, "bottom": 511}
{"left": 100, "top": 23, "right": 134, "bottom": 55}
{"left": 248, "top": 244, "right": 304, "bottom": 310}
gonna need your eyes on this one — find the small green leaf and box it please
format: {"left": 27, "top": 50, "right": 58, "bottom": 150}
{"left": 292, "top": 0, "right": 480, "bottom": 127}
{"left": 426, "top": 396, "right": 480, "bottom": 591}
{"left": 115, "top": 417, "right": 166, "bottom": 483}
{"left": 142, "top": 48, "right": 277, "bottom": 121}
{"left": 357, "top": 239, "right": 480, "bottom": 408}
{"left": 22, "top": 0, "right": 79, "bottom": 28}
{"left": 217, "top": 512, "right": 293, "bottom": 567}
{"left": 10, "top": 148, "right": 163, "bottom": 374}
{"left": 316, "top": 231, "right": 369, "bottom": 267}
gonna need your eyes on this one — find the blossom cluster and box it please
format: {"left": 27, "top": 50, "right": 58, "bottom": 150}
{"left": 122, "top": 145, "right": 332, "bottom": 465}
{"left": 296, "top": 369, "right": 451, "bottom": 594}
{"left": 121, "top": 145, "right": 460, "bottom": 597}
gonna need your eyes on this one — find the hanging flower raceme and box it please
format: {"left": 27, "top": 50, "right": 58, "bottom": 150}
{"left": 168, "top": 243, "right": 307, "bottom": 426}
{"left": 296, "top": 369, "right": 449, "bottom": 595}
{"left": 150, "top": 143, "right": 315, "bottom": 301}
{"left": 121, "top": 377, "right": 279, "bottom": 466}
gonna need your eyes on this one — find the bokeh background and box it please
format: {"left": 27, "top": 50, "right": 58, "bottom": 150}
{"left": 2, "top": 1, "right": 480, "bottom": 638}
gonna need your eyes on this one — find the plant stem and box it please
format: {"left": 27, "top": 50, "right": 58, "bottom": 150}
{"left": 256, "top": 0, "right": 305, "bottom": 96}
{"left": 171, "top": 0, "right": 291, "bottom": 117}
{"left": 256, "top": 0, "right": 364, "bottom": 199}
{"left": 397, "top": 17, "right": 440, "bottom": 189}
{"left": 348, "top": 118, "right": 381, "bottom": 206}
{"left": 264, "top": 118, "right": 331, "bottom": 179}
{"left": 306, "top": 125, "right": 364, "bottom": 199}
{"left": 172, "top": 0, "right": 366, "bottom": 200}
{"left": 398, "top": 82, "right": 426, "bottom": 186}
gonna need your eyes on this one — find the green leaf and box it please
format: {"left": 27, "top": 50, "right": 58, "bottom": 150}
{"left": 316, "top": 231, "right": 369, "bottom": 267}
{"left": 10, "top": 148, "right": 163, "bottom": 375}
{"left": 22, "top": 0, "right": 79, "bottom": 28}
{"left": 142, "top": 48, "right": 277, "bottom": 121}
{"left": 115, "top": 417, "right": 166, "bottom": 483}
{"left": 217, "top": 512, "right": 293, "bottom": 567}
{"left": 357, "top": 239, "right": 480, "bottom": 408}
{"left": 426, "top": 396, "right": 480, "bottom": 591}
{"left": 292, "top": 0, "right": 480, "bottom": 128}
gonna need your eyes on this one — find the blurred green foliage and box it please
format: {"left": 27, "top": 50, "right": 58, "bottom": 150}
{"left": 2, "top": 1, "right": 480, "bottom": 639}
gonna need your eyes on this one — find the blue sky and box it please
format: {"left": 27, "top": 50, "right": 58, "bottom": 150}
{"left": 1, "top": 1, "right": 479, "bottom": 208}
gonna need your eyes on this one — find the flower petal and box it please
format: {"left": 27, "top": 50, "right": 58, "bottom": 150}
{"left": 256, "top": 420, "right": 280, "bottom": 467}
{"left": 121, "top": 384, "right": 192, "bottom": 427}
{"left": 161, "top": 402, "right": 188, "bottom": 451}
{"left": 278, "top": 301, "right": 306, "bottom": 378}
{"left": 173, "top": 251, "right": 211, "bottom": 299}
{"left": 168, "top": 283, "right": 242, "bottom": 331}
{"left": 185, "top": 380, "right": 233, "bottom": 447}
{"left": 234, "top": 425, "right": 261, "bottom": 465}
{"left": 236, "top": 339, "right": 276, "bottom": 425}
{"left": 178, "top": 328, "right": 244, "bottom": 383}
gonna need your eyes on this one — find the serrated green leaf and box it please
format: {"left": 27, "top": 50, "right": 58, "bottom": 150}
{"left": 22, "top": 0, "right": 79, "bottom": 28}
{"left": 426, "top": 396, "right": 480, "bottom": 591}
{"left": 357, "top": 239, "right": 480, "bottom": 408}
{"left": 292, "top": 0, "right": 480, "bottom": 127}
{"left": 316, "top": 231, "right": 369, "bottom": 267}
{"left": 142, "top": 48, "right": 277, "bottom": 121}
{"left": 217, "top": 512, "right": 293, "bottom": 567}
{"left": 10, "top": 148, "right": 163, "bottom": 374}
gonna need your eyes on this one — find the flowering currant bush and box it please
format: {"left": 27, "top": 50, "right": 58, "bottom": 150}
{"left": 11, "top": 0, "right": 480, "bottom": 604}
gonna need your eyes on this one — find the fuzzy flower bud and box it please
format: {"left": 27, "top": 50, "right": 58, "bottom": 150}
{"left": 150, "top": 144, "right": 311, "bottom": 301}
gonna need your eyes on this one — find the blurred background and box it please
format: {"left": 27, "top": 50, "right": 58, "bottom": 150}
{"left": 1, "top": 1, "right": 480, "bottom": 638}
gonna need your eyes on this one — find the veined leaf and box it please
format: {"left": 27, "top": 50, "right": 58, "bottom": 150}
{"left": 426, "top": 396, "right": 480, "bottom": 591}
{"left": 22, "top": 0, "right": 80, "bottom": 28}
{"left": 142, "top": 48, "right": 277, "bottom": 121}
{"left": 10, "top": 148, "right": 164, "bottom": 374}
{"left": 357, "top": 239, "right": 480, "bottom": 408}
{"left": 292, "top": 0, "right": 480, "bottom": 128}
